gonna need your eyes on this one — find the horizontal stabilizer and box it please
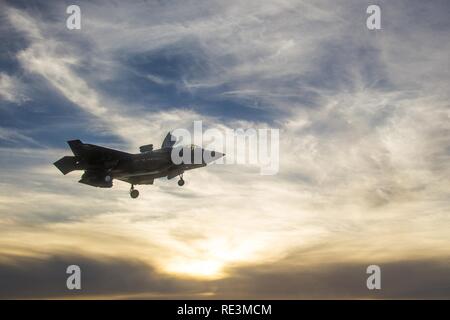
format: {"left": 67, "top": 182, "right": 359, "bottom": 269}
{"left": 54, "top": 156, "right": 78, "bottom": 175}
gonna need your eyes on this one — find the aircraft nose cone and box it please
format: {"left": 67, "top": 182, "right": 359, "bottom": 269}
{"left": 203, "top": 150, "right": 225, "bottom": 163}
{"left": 213, "top": 151, "right": 225, "bottom": 159}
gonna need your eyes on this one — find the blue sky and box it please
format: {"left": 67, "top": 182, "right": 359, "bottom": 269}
{"left": 0, "top": 0, "right": 449, "bottom": 298}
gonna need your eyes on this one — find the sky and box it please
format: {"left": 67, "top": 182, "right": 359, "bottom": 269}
{"left": 0, "top": 0, "right": 449, "bottom": 299}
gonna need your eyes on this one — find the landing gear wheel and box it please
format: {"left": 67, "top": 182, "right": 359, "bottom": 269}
{"left": 130, "top": 189, "right": 139, "bottom": 198}
{"left": 130, "top": 185, "right": 139, "bottom": 198}
{"left": 178, "top": 178, "right": 185, "bottom": 186}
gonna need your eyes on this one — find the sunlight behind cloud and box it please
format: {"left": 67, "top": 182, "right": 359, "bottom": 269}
{"left": 163, "top": 237, "right": 262, "bottom": 279}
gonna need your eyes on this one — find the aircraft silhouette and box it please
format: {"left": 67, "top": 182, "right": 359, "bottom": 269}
{"left": 54, "top": 132, "right": 225, "bottom": 198}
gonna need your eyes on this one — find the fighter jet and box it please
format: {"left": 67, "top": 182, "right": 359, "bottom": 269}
{"left": 53, "top": 132, "right": 225, "bottom": 198}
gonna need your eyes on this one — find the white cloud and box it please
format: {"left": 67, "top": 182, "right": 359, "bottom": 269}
{"left": 0, "top": 73, "right": 28, "bottom": 104}
{"left": 1, "top": 1, "right": 449, "bottom": 282}
{"left": 0, "top": 127, "right": 41, "bottom": 146}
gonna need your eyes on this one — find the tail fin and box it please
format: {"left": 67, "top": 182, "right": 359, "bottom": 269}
{"left": 161, "top": 132, "right": 176, "bottom": 148}
{"left": 54, "top": 156, "right": 78, "bottom": 175}
{"left": 67, "top": 139, "right": 83, "bottom": 156}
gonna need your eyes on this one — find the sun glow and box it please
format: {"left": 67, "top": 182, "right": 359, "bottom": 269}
{"left": 164, "top": 238, "right": 261, "bottom": 279}
{"left": 166, "top": 259, "right": 225, "bottom": 278}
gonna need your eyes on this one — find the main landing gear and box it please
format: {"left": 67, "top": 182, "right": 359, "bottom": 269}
{"left": 130, "top": 176, "right": 185, "bottom": 198}
{"left": 178, "top": 174, "right": 185, "bottom": 186}
{"left": 130, "top": 185, "right": 139, "bottom": 199}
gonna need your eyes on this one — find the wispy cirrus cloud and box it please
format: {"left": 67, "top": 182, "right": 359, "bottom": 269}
{"left": 0, "top": 73, "right": 28, "bottom": 104}
{"left": 0, "top": 0, "right": 449, "bottom": 298}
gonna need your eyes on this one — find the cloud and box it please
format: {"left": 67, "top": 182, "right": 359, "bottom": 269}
{"left": 0, "top": 128, "right": 40, "bottom": 146}
{"left": 6, "top": 7, "right": 212, "bottom": 150}
{"left": 214, "top": 257, "right": 450, "bottom": 299}
{"left": 0, "top": 253, "right": 207, "bottom": 299}
{"left": 0, "top": 73, "right": 28, "bottom": 104}
{"left": 0, "top": 252, "right": 448, "bottom": 299}
{"left": 0, "top": 0, "right": 449, "bottom": 299}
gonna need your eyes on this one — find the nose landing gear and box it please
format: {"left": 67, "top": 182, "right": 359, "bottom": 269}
{"left": 178, "top": 174, "right": 185, "bottom": 186}
{"left": 130, "top": 185, "right": 139, "bottom": 198}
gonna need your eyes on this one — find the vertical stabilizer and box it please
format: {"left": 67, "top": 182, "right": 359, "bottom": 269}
{"left": 67, "top": 139, "right": 84, "bottom": 156}
{"left": 161, "top": 132, "right": 176, "bottom": 148}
